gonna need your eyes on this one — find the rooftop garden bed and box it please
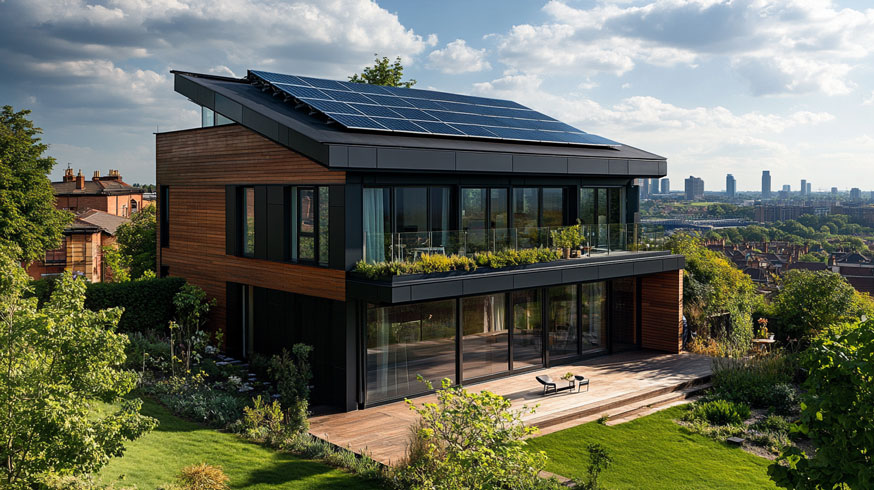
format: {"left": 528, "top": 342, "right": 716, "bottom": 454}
{"left": 353, "top": 248, "right": 561, "bottom": 280}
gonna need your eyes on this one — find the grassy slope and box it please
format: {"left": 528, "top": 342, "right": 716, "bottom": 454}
{"left": 527, "top": 406, "right": 776, "bottom": 490}
{"left": 99, "top": 399, "right": 382, "bottom": 490}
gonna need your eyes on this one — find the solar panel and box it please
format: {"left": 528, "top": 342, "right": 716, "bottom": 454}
{"left": 248, "top": 69, "right": 621, "bottom": 147}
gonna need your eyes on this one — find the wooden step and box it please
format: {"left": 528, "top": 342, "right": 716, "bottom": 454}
{"left": 604, "top": 383, "right": 710, "bottom": 425}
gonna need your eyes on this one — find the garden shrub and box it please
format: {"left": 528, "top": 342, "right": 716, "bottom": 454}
{"left": 25, "top": 276, "right": 58, "bottom": 306}
{"left": 578, "top": 443, "right": 613, "bottom": 490}
{"left": 686, "top": 399, "right": 751, "bottom": 426}
{"left": 85, "top": 276, "right": 186, "bottom": 332}
{"left": 176, "top": 463, "right": 229, "bottom": 490}
{"left": 144, "top": 375, "right": 248, "bottom": 428}
{"left": 766, "top": 383, "right": 799, "bottom": 416}
{"left": 751, "top": 414, "right": 792, "bottom": 434}
{"left": 710, "top": 355, "right": 795, "bottom": 408}
{"left": 268, "top": 344, "right": 313, "bottom": 433}
{"left": 353, "top": 247, "right": 562, "bottom": 279}
{"left": 748, "top": 430, "right": 791, "bottom": 454}
{"left": 123, "top": 330, "right": 171, "bottom": 372}
{"left": 241, "top": 396, "right": 286, "bottom": 446}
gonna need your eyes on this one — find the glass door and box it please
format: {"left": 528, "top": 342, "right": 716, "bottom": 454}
{"left": 461, "top": 294, "right": 509, "bottom": 380}
{"left": 511, "top": 289, "right": 543, "bottom": 370}
{"left": 547, "top": 285, "right": 578, "bottom": 359}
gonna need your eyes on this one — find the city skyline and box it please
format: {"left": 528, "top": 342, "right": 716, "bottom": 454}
{"left": 0, "top": 0, "right": 872, "bottom": 187}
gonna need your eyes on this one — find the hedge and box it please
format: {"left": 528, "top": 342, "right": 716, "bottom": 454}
{"left": 27, "top": 276, "right": 187, "bottom": 333}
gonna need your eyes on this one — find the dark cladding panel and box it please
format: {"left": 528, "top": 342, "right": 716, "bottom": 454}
{"left": 633, "top": 259, "right": 664, "bottom": 275}
{"left": 597, "top": 262, "right": 634, "bottom": 279}
{"left": 513, "top": 154, "right": 568, "bottom": 174}
{"left": 348, "top": 146, "right": 378, "bottom": 168}
{"left": 175, "top": 74, "right": 214, "bottom": 108}
{"left": 608, "top": 159, "right": 629, "bottom": 175}
{"left": 254, "top": 185, "right": 268, "bottom": 260}
{"left": 377, "top": 147, "right": 455, "bottom": 171}
{"left": 225, "top": 186, "right": 238, "bottom": 256}
{"left": 328, "top": 145, "right": 349, "bottom": 167}
{"left": 568, "top": 157, "right": 609, "bottom": 175}
{"left": 215, "top": 93, "right": 243, "bottom": 122}
{"left": 266, "top": 186, "right": 284, "bottom": 262}
{"left": 456, "top": 151, "right": 513, "bottom": 172}
{"left": 628, "top": 159, "right": 660, "bottom": 176}
{"left": 242, "top": 106, "right": 279, "bottom": 141}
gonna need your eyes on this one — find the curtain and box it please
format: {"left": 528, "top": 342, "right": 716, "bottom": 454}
{"left": 364, "top": 188, "right": 386, "bottom": 263}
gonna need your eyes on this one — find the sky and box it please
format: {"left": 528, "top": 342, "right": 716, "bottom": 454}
{"left": 1, "top": 0, "right": 872, "bottom": 192}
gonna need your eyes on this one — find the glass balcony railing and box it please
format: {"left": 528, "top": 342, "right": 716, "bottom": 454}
{"left": 362, "top": 223, "right": 668, "bottom": 264}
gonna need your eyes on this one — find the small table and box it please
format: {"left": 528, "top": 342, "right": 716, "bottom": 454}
{"left": 752, "top": 338, "right": 776, "bottom": 353}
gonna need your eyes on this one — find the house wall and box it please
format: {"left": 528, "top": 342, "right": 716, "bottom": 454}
{"left": 55, "top": 194, "right": 144, "bottom": 218}
{"left": 156, "top": 124, "right": 347, "bottom": 350}
{"left": 640, "top": 269, "right": 684, "bottom": 353}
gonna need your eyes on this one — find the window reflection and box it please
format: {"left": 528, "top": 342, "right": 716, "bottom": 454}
{"left": 512, "top": 289, "right": 542, "bottom": 369}
{"left": 548, "top": 285, "right": 578, "bottom": 357}
{"left": 581, "top": 282, "right": 607, "bottom": 351}
{"left": 462, "top": 294, "right": 508, "bottom": 380}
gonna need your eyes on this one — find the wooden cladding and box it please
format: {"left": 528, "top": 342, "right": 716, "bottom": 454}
{"left": 156, "top": 125, "right": 345, "bottom": 186}
{"left": 640, "top": 270, "right": 684, "bottom": 353}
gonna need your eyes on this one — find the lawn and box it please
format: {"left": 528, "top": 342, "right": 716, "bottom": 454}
{"left": 527, "top": 405, "right": 776, "bottom": 490}
{"left": 99, "top": 398, "right": 382, "bottom": 489}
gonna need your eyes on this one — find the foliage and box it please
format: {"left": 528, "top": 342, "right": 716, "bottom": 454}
{"left": 84, "top": 276, "right": 187, "bottom": 332}
{"left": 99, "top": 398, "right": 380, "bottom": 490}
{"left": 41, "top": 472, "right": 134, "bottom": 490}
{"left": 669, "top": 234, "right": 761, "bottom": 354}
{"left": 401, "top": 378, "right": 547, "bottom": 490}
{"left": 241, "top": 395, "right": 286, "bottom": 445}
{"left": 352, "top": 247, "right": 562, "bottom": 279}
{"left": 0, "top": 250, "right": 155, "bottom": 488}
{"left": 527, "top": 405, "right": 777, "bottom": 489}
{"left": 104, "top": 205, "right": 157, "bottom": 280}
{"left": 268, "top": 344, "right": 313, "bottom": 433}
{"left": 769, "top": 320, "right": 874, "bottom": 490}
{"left": 710, "top": 355, "right": 797, "bottom": 412}
{"left": 578, "top": 443, "right": 614, "bottom": 490}
{"left": 143, "top": 374, "right": 248, "bottom": 428}
{"left": 124, "top": 330, "right": 172, "bottom": 373}
{"left": 176, "top": 463, "right": 229, "bottom": 490}
{"left": 769, "top": 269, "right": 864, "bottom": 341}
{"left": 349, "top": 54, "right": 416, "bottom": 87}
{"left": 0, "top": 106, "right": 73, "bottom": 262}
{"left": 751, "top": 415, "right": 792, "bottom": 435}
{"left": 171, "top": 283, "right": 216, "bottom": 373}
{"left": 685, "top": 399, "right": 751, "bottom": 426}
{"left": 550, "top": 221, "right": 584, "bottom": 250}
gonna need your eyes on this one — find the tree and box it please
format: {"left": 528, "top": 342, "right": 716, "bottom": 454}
{"left": 0, "top": 106, "right": 72, "bottom": 263}
{"left": 401, "top": 378, "right": 548, "bottom": 490}
{"left": 770, "top": 270, "right": 863, "bottom": 340}
{"left": 349, "top": 54, "right": 416, "bottom": 88}
{"left": 0, "top": 246, "right": 155, "bottom": 488}
{"left": 769, "top": 320, "right": 874, "bottom": 489}
{"left": 171, "top": 283, "right": 215, "bottom": 373}
{"left": 104, "top": 205, "right": 156, "bottom": 281}
{"left": 268, "top": 344, "right": 313, "bottom": 433}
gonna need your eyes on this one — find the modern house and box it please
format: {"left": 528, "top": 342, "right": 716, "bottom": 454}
{"left": 157, "top": 69, "right": 686, "bottom": 411}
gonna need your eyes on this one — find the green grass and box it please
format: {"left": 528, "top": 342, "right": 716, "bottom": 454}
{"left": 527, "top": 405, "right": 776, "bottom": 490}
{"left": 99, "top": 398, "right": 382, "bottom": 489}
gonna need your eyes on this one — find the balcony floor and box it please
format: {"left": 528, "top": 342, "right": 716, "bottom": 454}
{"left": 308, "top": 350, "right": 712, "bottom": 466}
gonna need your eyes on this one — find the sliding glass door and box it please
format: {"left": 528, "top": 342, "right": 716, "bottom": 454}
{"left": 511, "top": 289, "right": 542, "bottom": 370}
{"left": 461, "top": 294, "right": 509, "bottom": 380}
{"left": 547, "top": 285, "right": 578, "bottom": 358}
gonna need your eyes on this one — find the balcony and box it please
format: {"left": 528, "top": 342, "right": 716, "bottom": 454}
{"left": 363, "top": 223, "right": 669, "bottom": 266}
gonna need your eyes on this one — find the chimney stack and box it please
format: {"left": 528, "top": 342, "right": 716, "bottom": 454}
{"left": 63, "top": 167, "right": 74, "bottom": 183}
{"left": 75, "top": 169, "right": 85, "bottom": 190}
{"left": 93, "top": 170, "right": 101, "bottom": 181}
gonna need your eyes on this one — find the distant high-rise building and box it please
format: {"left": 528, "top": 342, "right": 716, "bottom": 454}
{"left": 726, "top": 174, "right": 736, "bottom": 198}
{"left": 807, "top": 182, "right": 812, "bottom": 195}
{"left": 783, "top": 184, "right": 791, "bottom": 192}
{"left": 762, "top": 171, "right": 772, "bottom": 198}
{"left": 800, "top": 179, "right": 807, "bottom": 196}
{"left": 661, "top": 178, "right": 670, "bottom": 194}
{"left": 850, "top": 188, "right": 862, "bottom": 201}
{"left": 640, "top": 178, "right": 649, "bottom": 199}
{"left": 831, "top": 187, "right": 838, "bottom": 196}
{"left": 685, "top": 176, "right": 704, "bottom": 201}
{"left": 650, "top": 178, "right": 660, "bottom": 194}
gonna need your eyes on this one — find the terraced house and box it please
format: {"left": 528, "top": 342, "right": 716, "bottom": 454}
{"left": 157, "top": 69, "right": 685, "bottom": 411}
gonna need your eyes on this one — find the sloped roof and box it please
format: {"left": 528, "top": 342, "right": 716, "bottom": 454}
{"left": 53, "top": 178, "right": 143, "bottom": 196}
{"left": 68, "top": 209, "right": 129, "bottom": 235}
{"left": 787, "top": 262, "right": 829, "bottom": 272}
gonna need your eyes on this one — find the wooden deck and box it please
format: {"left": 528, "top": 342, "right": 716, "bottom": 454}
{"left": 308, "top": 351, "right": 712, "bottom": 466}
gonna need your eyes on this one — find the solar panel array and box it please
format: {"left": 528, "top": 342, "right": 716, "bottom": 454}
{"left": 248, "top": 70, "right": 620, "bottom": 147}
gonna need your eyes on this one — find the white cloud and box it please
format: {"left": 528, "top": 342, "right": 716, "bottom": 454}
{"left": 491, "top": 0, "right": 874, "bottom": 96}
{"left": 427, "top": 39, "right": 491, "bottom": 74}
{"left": 864, "top": 91, "right": 874, "bottom": 106}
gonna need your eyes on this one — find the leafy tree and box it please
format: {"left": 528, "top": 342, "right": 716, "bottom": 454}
{"left": 0, "top": 106, "right": 72, "bottom": 262}
{"left": 104, "top": 205, "right": 156, "bottom": 281}
{"left": 349, "top": 54, "right": 416, "bottom": 88}
{"left": 770, "top": 270, "right": 864, "bottom": 340}
{"left": 170, "top": 283, "right": 215, "bottom": 373}
{"left": 669, "top": 234, "right": 761, "bottom": 354}
{"left": 0, "top": 246, "right": 156, "bottom": 488}
{"left": 401, "top": 378, "right": 548, "bottom": 490}
{"left": 268, "top": 344, "right": 313, "bottom": 433}
{"left": 579, "top": 443, "right": 614, "bottom": 490}
{"left": 769, "top": 320, "right": 874, "bottom": 489}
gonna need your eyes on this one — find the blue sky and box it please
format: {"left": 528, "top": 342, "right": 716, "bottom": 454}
{"left": 1, "top": 0, "right": 872, "bottom": 191}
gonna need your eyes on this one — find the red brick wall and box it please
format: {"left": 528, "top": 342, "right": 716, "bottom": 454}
{"left": 55, "top": 194, "right": 143, "bottom": 218}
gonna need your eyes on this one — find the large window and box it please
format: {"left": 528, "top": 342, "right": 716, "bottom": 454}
{"left": 462, "top": 293, "right": 508, "bottom": 380}
{"left": 461, "top": 188, "right": 487, "bottom": 252}
{"left": 580, "top": 187, "right": 625, "bottom": 250}
{"left": 366, "top": 299, "right": 457, "bottom": 404}
{"left": 511, "top": 289, "right": 542, "bottom": 370}
{"left": 242, "top": 187, "right": 255, "bottom": 257}
{"left": 581, "top": 282, "right": 607, "bottom": 352}
{"left": 364, "top": 186, "right": 455, "bottom": 262}
{"left": 295, "top": 186, "right": 329, "bottom": 265}
{"left": 363, "top": 187, "right": 391, "bottom": 263}
{"left": 548, "top": 285, "right": 578, "bottom": 358}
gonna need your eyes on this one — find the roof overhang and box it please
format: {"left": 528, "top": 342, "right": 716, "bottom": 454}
{"left": 172, "top": 71, "right": 667, "bottom": 177}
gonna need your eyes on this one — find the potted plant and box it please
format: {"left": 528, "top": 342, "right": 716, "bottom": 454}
{"left": 550, "top": 222, "right": 583, "bottom": 259}
{"left": 756, "top": 318, "right": 773, "bottom": 340}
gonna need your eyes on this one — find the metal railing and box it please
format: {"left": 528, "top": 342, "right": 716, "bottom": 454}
{"left": 363, "top": 223, "right": 668, "bottom": 263}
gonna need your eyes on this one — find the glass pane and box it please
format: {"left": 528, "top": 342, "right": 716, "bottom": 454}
{"left": 542, "top": 188, "right": 564, "bottom": 227}
{"left": 580, "top": 188, "right": 595, "bottom": 225}
{"left": 395, "top": 187, "right": 428, "bottom": 261}
{"left": 430, "top": 187, "right": 452, "bottom": 251}
{"left": 243, "top": 187, "right": 255, "bottom": 257}
{"left": 461, "top": 188, "right": 486, "bottom": 252}
{"left": 611, "top": 278, "right": 638, "bottom": 351}
{"left": 609, "top": 188, "right": 623, "bottom": 249}
{"left": 512, "top": 289, "right": 542, "bottom": 370}
{"left": 290, "top": 187, "right": 298, "bottom": 261}
{"left": 548, "top": 285, "right": 578, "bottom": 357}
{"left": 462, "top": 294, "right": 508, "bottom": 380}
{"left": 216, "top": 112, "right": 234, "bottom": 125}
{"left": 299, "top": 188, "right": 314, "bottom": 261}
{"left": 597, "top": 188, "right": 608, "bottom": 249}
{"left": 513, "top": 188, "right": 539, "bottom": 248}
{"left": 318, "top": 187, "right": 329, "bottom": 266}
{"left": 366, "top": 299, "right": 457, "bottom": 404}
{"left": 363, "top": 188, "right": 390, "bottom": 262}
{"left": 490, "top": 188, "right": 510, "bottom": 251}
{"left": 581, "top": 282, "right": 607, "bottom": 352}
{"left": 201, "top": 106, "right": 215, "bottom": 127}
